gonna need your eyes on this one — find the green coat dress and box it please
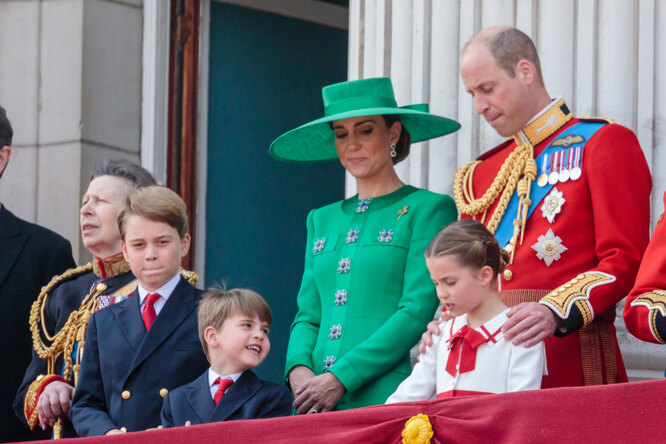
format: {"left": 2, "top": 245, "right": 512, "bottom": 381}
{"left": 285, "top": 185, "right": 457, "bottom": 410}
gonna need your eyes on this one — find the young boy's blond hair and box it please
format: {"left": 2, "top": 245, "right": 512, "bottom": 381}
{"left": 198, "top": 288, "right": 273, "bottom": 360}
{"left": 118, "top": 185, "right": 188, "bottom": 240}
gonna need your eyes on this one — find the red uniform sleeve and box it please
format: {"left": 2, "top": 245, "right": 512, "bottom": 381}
{"left": 623, "top": 192, "right": 666, "bottom": 343}
{"left": 541, "top": 124, "right": 651, "bottom": 334}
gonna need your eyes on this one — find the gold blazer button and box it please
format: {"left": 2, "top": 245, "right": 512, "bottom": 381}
{"left": 160, "top": 388, "right": 168, "bottom": 398}
{"left": 121, "top": 390, "right": 131, "bottom": 400}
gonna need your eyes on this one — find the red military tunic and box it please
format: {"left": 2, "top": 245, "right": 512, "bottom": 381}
{"left": 457, "top": 99, "right": 651, "bottom": 387}
{"left": 623, "top": 191, "right": 666, "bottom": 343}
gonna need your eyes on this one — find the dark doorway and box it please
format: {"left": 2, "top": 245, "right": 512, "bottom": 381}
{"left": 206, "top": 2, "right": 347, "bottom": 383}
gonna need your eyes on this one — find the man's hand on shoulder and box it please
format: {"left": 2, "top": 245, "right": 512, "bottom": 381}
{"left": 417, "top": 317, "right": 449, "bottom": 356}
{"left": 502, "top": 302, "right": 561, "bottom": 347}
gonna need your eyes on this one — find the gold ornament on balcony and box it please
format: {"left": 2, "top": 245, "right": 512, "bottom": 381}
{"left": 402, "top": 413, "right": 433, "bottom": 444}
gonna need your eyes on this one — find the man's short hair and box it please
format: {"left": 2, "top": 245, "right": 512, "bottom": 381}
{"left": 466, "top": 27, "right": 544, "bottom": 86}
{"left": 0, "top": 105, "right": 12, "bottom": 148}
{"left": 91, "top": 159, "right": 156, "bottom": 191}
{"left": 118, "top": 185, "right": 188, "bottom": 240}
{"left": 197, "top": 288, "right": 272, "bottom": 359}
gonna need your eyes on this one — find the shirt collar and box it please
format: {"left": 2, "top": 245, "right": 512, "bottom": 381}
{"left": 208, "top": 368, "right": 243, "bottom": 387}
{"left": 453, "top": 308, "right": 510, "bottom": 337}
{"left": 138, "top": 273, "right": 181, "bottom": 305}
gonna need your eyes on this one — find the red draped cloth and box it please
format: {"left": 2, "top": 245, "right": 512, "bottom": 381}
{"left": 35, "top": 379, "right": 666, "bottom": 443}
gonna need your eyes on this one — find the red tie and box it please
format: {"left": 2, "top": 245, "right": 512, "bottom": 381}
{"left": 213, "top": 377, "right": 234, "bottom": 405}
{"left": 142, "top": 293, "right": 161, "bottom": 331}
{"left": 445, "top": 325, "right": 487, "bottom": 377}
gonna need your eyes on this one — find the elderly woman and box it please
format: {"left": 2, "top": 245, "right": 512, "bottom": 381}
{"left": 14, "top": 160, "right": 155, "bottom": 438}
{"left": 270, "top": 77, "right": 460, "bottom": 413}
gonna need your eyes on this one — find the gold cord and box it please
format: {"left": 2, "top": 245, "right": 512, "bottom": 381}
{"left": 454, "top": 142, "right": 537, "bottom": 262}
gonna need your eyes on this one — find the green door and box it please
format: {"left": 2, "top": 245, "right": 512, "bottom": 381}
{"left": 206, "top": 3, "right": 347, "bottom": 384}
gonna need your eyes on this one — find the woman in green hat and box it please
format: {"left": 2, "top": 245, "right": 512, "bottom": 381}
{"left": 270, "top": 77, "right": 460, "bottom": 413}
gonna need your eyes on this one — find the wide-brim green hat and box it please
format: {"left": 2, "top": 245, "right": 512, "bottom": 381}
{"left": 269, "top": 77, "right": 461, "bottom": 163}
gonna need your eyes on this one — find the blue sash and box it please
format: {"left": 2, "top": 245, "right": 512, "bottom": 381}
{"left": 494, "top": 121, "right": 605, "bottom": 246}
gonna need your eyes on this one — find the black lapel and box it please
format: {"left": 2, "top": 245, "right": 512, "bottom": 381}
{"left": 210, "top": 370, "right": 261, "bottom": 422}
{"left": 185, "top": 372, "right": 215, "bottom": 424}
{"left": 0, "top": 207, "right": 28, "bottom": 288}
{"left": 112, "top": 289, "right": 145, "bottom": 353}
{"left": 129, "top": 278, "right": 196, "bottom": 372}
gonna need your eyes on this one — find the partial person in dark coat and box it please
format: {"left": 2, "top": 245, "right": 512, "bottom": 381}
{"left": 14, "top": 159, "right": 156, "bottom": 438}
{"left": 161, "top": 288, "right": 293, "bottom": 428}
{"left": 0, "top": 104, "right": 76, "bottom": 443}
{"left": 70, "top": 186, "right": 209, "bottom": 436}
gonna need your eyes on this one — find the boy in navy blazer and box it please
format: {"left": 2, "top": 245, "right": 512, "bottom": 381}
{"left": 161, "top": 288, "right": 293, "bottom": 427}
{"left": 69, "top": 186, "right": 209, "bottom": 436}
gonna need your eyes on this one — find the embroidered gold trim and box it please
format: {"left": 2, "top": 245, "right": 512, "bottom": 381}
{"left": 630, "top": 290, "right": 666, "bottom": 316}
{"left": 650, "top": 310, "right": 666, "bottom": 344}
{"left": 92, "top": 253, "right": 131, "bottom": 278}
{"left": 517, "top": 98, "right": 573, "bottom": 146}
{"left": 631, "top": 291, "right": 666, "bottom": 343}
{"left": 540, "top": 271, "right": 616, "bottom": 323}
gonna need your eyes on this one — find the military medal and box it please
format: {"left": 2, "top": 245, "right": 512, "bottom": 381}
{"left": 531, "top": 229, "right": 567, "bottom": 266}
{"left": 559, "top": 149, "right": 570, "bottom": 182}
{"left": 570, "top": 146, "right": 582, "bottom": 180}
{"left": 548, "top": 151, "right": 559, "bottom": 185}
{"left": 537, "top": 154, "right": 549, "bottom": 187}
{"left": 541, "top": 187, "right": 565, "bottom": 223}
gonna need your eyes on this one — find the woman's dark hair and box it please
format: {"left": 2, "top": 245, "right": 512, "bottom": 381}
{"left": 425, "top": 220, "right": 509, "bottom": 279}
{"left": 90, "top": 159, "right": 156, "bottom": 190}
{"left": 382, "top": 114, "right": 411, "bottom": 165}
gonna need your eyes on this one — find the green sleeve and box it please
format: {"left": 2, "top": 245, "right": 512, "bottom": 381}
{"left": 284, "top": 210, "right": 321, "bottom": 380}
{"left": 330, "top": 194, "right": 457, "bottom": 392}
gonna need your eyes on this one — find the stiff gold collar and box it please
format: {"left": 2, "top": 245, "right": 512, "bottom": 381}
{"left": 92, "top": 252, "right": 131, "bottom": 279}
{"left": 513, "top": 98, "right": 573, "bottom": 146}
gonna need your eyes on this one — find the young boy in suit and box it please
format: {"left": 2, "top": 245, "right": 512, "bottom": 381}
{"left": 69, "top": 186, "right": 209, "bottom": 436}
{"left": 161, "top": 288, "right": 293, "bottom": 427}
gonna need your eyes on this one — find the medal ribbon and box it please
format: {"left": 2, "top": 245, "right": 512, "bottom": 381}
{"left": 494, "top": 121, "right": 606, "bottom": 247}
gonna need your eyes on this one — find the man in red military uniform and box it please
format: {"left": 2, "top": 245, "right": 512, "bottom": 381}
{"left": 623, "top": 192, "right": 666, "bottom": 344}
{"left": 422, "top": 25, "right": 651, "bottom": 388}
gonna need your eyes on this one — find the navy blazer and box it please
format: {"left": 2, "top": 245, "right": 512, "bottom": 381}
{"left": 0, "top": 205, "right": 75, "bottom": 442}
{"left": 161, "top": 369, "right": 293, "bottom": 427}
{"left": 69, "top": 277, "right": 209, "bottom": 436}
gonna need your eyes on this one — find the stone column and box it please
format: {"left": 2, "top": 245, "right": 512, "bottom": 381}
{"left": 0, "top": 0, "right": 144, "bottom": 262}
{"left": 350, "top": 0, "right": 666, "bottom": 380}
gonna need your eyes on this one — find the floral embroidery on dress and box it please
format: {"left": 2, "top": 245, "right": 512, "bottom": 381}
{"left": 378, "top": 229, "right": 394, "bottom": 242}
{"left": 346, "top": 228, "right": 360, "bottom": 244}
{"left": 335, "top": 290, "right": 348, "bottom": 306}
{"left": 312, "top": 238, "right": 326, "bottom": 253}
{"left": 356, "top": 199, "right": 372, "bottom": 213}
{"left": 337, "top": 258, "right": 351, "bottom": 273}
{"left": 329, "top": 324, "right": 342, "bottom": 340}
{"left": 323, "top": 356, "right": 336, "bottom": 372}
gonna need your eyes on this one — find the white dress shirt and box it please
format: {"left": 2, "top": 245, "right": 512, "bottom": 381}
{"left": 208, "top": 368, "right": 242, "bottom": 399}
{"left": 386, "top": 308, "right": 547, "bottom": 403}
{"left": 137, "top": 273, "right": 181, "bottom": 316}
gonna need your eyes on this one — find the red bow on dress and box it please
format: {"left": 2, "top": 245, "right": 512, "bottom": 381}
{"left": 445, "top": 325, "right": 488, "bottom": 377}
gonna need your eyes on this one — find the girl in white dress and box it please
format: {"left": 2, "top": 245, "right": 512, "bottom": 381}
{"left": 387, "top": 220, "right": 546, "bottom": 402}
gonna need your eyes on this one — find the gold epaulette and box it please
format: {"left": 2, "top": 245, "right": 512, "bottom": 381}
{"left": 179, "top": 267, "right": 199, "bottom": 285}
{"left": 578, "top": 116, "right": 614, "bottom": 124}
